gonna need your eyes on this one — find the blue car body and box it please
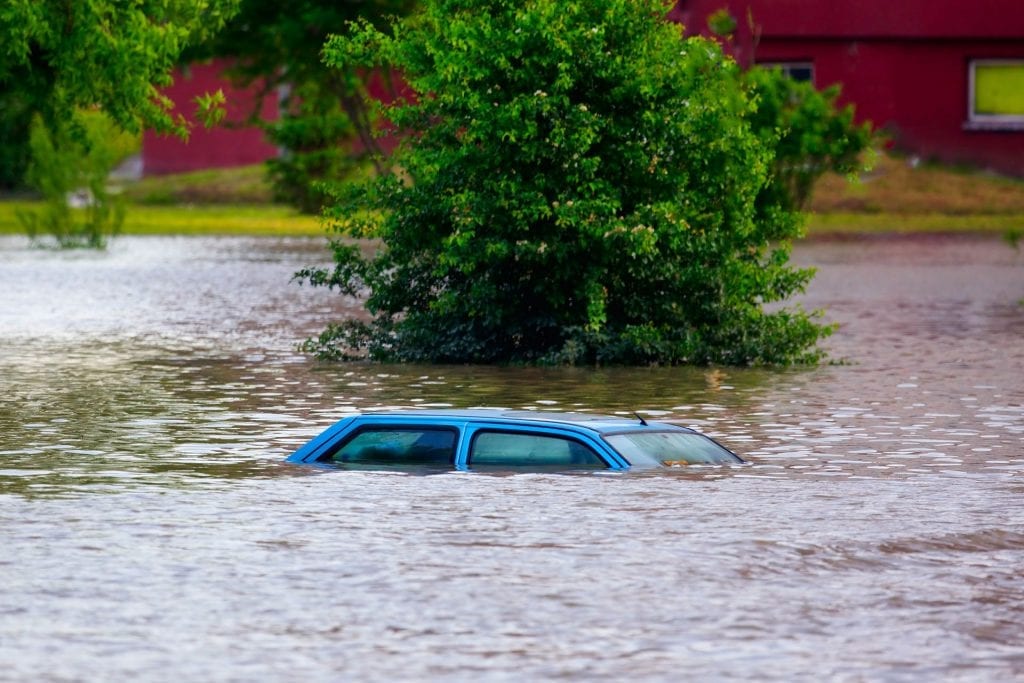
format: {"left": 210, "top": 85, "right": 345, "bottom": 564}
{"left": 286, "top": 409, "right": 743, "bottom": 471}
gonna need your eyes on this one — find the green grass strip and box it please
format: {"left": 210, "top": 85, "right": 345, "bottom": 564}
{"left": 807, "top": 212, "right": 1024, "bottom": 235}
{"left": 0, "top": 201, "right": 323, "bottom": 237}
{"left": 4, "top": 200, "right": 1023, "bottom": 240}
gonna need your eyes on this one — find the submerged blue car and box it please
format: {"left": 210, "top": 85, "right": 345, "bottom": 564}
{"left": 286, "top": 409, "right": 744, "bottom": 471}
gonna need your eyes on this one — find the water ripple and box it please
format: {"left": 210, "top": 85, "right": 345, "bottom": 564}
{"left": 1, "top": 234, "right": 1023, "bottom": 680}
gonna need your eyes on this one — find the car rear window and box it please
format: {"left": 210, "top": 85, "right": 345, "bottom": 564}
{"left": 469, "top": 431, "right": 605, "bottom": 469}
{"left": 328, "top": 427, "right": 456, "bottom": 466}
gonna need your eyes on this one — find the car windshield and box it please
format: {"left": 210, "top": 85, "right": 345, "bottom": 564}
{"left": 604, "top": 431, "right": 740, "bottom": 466}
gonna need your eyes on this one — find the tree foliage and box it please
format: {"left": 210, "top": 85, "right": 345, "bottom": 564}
{"left": 744, "top": 67, "right": 873, "bottom": 212}
{"left": 18, "top": 111, "right": 138, "bottom": 248}
{"left": 0, "top": 90, "right": 33, "bottom": 189}
{"left": 0, "top": 0, "right": 239, "bottom": 237}
{"left": 0, "top": 0, "right": 239, "bottom": 137}
{"left": 193, "top": 0, "right": 417, "bottom": 212}
{"left": 299, "top": 0, "right": 866, "bottom": 365}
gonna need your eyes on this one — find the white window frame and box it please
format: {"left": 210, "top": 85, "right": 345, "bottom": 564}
{"left": 966, "top": 59, "right": 1024, "bottom": 131}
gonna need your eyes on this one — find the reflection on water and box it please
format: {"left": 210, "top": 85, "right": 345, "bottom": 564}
{"left": 1, "top": 234, "right": 1022, "bottom": 680}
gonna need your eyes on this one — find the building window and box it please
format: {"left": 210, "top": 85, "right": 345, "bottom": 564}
{"left": 968, "top": 60, "right": 1024, "bottom": 130}
{"left": 758, "top": 62, "right": 814, "bottom": 84}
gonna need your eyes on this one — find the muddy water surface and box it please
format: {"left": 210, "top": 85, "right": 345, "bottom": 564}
{"left": 1, "top": 234, "right": 1022, "bottom": 680}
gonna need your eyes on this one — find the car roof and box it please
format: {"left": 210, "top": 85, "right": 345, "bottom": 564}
{"left": 355, "top": 408, "right": 691, "bottom": 435}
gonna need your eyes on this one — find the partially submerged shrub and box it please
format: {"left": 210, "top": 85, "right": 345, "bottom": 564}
{"left": 299, "top": 0, "right": 857, "bottom": 365}
{"left": 18, "top": 111, "right": 138, "bottom": 248}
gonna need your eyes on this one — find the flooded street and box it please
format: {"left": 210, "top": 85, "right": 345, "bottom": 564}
{"left": 1, "top": 233, "right": 1022, "bottom": 680}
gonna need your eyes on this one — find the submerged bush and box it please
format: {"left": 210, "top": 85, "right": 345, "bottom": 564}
{"left": 18, "top": 111, "right": 138, "bottom": 248}
{"left": 299, "top": 0, "right": 850, "bottom": 365}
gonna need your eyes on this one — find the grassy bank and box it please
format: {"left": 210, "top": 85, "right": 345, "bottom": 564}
{"left": 806, "top": 212, "right": 1024, "bottom": 235}
{"left": 810, "top": 153, "right": 1024, "bottom": 215}
{"left": 3, "top": 153, "right": 1024, "bottom": 238}
{"left": 0, "top": 164, "right": 321, "bottom": 237}
{"left": 0, "top": 201, "right": 321, "bottom": 237}
{"left": 120, "top": 165, "right": 273, "bottom": 205}
{"left": 806, "top": 153, "right": 1024, "bottom": 236}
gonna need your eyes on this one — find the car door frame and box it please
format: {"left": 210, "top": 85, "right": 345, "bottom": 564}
{"left": 456, "top": 421, "right": 629, "bottom": 470}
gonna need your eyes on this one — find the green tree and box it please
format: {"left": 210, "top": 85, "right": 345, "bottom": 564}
{"left": 744, "top": 66, "right": 873, "bottom": 213}
{"left": 0, "top": 91, "right": 33, "bottom": 190}
{"left": 18, "top": 111, "right": 138, "bottom": 248}
{"left": 299, "top": 0, "right": 840, "bottom": 365}
{"left": 194, "top": 0, "right": 417, "bottom": 213}
{"left": 0, "top": 0, "right": 239, "bottom": 137}
{"left": 0, "top": 0, "right": 239, "bottom": 239}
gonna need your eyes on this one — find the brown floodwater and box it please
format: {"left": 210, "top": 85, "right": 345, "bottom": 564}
{"left": 1, "top": 233, "right": 1022, "bottom": 680}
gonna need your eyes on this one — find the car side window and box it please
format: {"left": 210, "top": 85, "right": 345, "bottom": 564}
{"left": 469, "top": 430, "right": 605, "bottom": 469}
{"left": 328, "top": 427, "right": 456, "bottom": 465}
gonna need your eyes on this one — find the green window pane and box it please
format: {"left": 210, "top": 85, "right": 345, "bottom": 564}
{"left": 975, "top": 63, "right": 1024, "bottom": 116}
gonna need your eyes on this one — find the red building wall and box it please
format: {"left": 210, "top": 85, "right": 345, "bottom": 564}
{"left": 146, "top": 4, "right": 1024, "bottom": 177}
{"left": 675, "top": 0, "right": 1024, "bottom": 175}
{"left": 142, "top": 60, "right": 278, "bottom": 175}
